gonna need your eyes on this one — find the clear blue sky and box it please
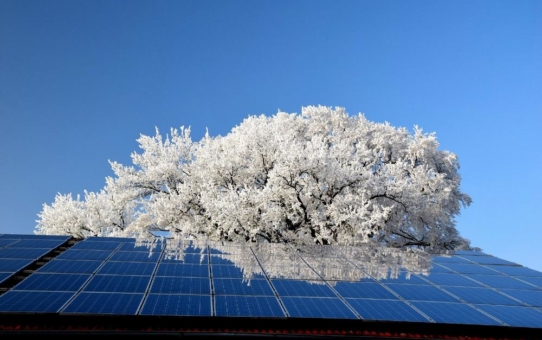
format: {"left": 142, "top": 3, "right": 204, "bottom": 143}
{"left": 1, "top": 1, "right": 541, "bottom": 270}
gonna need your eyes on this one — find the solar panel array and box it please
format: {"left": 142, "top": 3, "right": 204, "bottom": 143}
{"left": 0, "top": 234, "right": 541, "bottom": 329}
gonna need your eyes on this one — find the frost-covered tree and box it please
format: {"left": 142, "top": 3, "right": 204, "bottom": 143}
{"left": 36, "top": 106, "right": 473, "bottom": 250}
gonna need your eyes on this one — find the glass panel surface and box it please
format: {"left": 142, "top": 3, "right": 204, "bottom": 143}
{"left": 56, "top": 250, "right": 113, "bottom": 261}
{"left": 443, "top": 286, "right": 523, "bottom": 306}
{"left": 0, "top": 248, "right": 50, "bottom": 259}
{"left": 333, "top": 282, "right": 398, "bottom": 299}
{"left": 475, "top": 304, "right": 542, "bottom": 328}
{"left": 0, "top": 259, "right": 33, "bottom": 272}
{"left": 213, "top": 278, "right": 274, "bottom": 296}
{"left": 271, "top": 279, "right": 335, "bottom": 297}
{"left": 469, "top": 274, "right": 538, "bottom": 290}
{"left": 36, "top": 260, "right": 103, "bottom": 274}
{"left": 280, "top": 297, "right": 357, "bottom": 319}
{"left": 156, "top": 263, "right": 209, "bottom": 277}
{"left": 109, "top": 251, "right": 161, "bottom": 262}
{"left": 150, "top": 276, "right": 211, "bottom": 294}
{"left": 423, "top": 273, "right": 483, "bottom": 287}
{"left": 346, "top": 298, "right": 429, "bottom": 322}
{"left": 98, "top": 261, "right": 156, "bottom": 276}
{"left": 215, "top": 295, "right": 285, "bottom": 317}
{"left": 83, "top": 275, "right": 151, "bottom": 293}
{"left": 0, "top": 291, "right": 74, "bottom": 313}
{"left": 410, "top": 301, "right": 501, "bottom": 325}
{"left": 62, "top": 292, "right": 143, "bottom": 314}
{"left": 13, "top": 273, "right": 90, "bottom": 292}
{"left": 500, "top": 289, "right": 542, "bottom": 307}
{"left": 140, "top": 294, "right": 212, "bottom": 316}
{"left": 385, "top": 284, "right": 459, "bottom": 302}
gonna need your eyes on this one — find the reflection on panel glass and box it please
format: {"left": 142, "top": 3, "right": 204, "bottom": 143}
{"left": 13, "top": 273, "right": 90, "bottom": 292}
{"left": 346, "top": 298, "right": 429, "bottom": 322}
{"left": 0, "top": 291, "right": 74, "bottom": 313}
{"left": 62, "top": 292, "right": 143, "bottom": 315}
{"left": 140, "top": 294, "right": 212, "bottom": 316}
{"left": 474, "top": 304, "right": 542, "bottom": 328}
{"left": 281, "top": 297, "right": 357, "bottom": 319}
{"left": 409, "top": 301, "right": 502, "bottom": 326}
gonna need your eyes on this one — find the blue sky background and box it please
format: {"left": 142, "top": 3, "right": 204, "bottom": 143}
{"left": 1, "top": 1, "right": 541, "bottom": 270}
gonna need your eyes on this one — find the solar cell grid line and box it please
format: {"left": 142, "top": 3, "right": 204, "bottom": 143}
{"left": 35, "top": 260, "right": 104, "bottom": 274}
{"left": 161, "top": 253, "right": 209, "bottom": 265}
{"left": 12, "top": 273, "right": 91, "bottom": 292}
{"left": 108, "top": 250, "right": 162, "bottom": 262}
{"left": 485, "top": 265, "right": 542, "bottom": 277}
{"left": 0, "top": 273, "right": 12, "bottom": 284}
{"left": 70, "top": 240, "right": 122, "bottom": 251}
{"left": 155, "top": 263, "right": 210, "bottom": 277}
{"left": 83, "top": 274, "right": 152, "bottom": 293}
{"left": 457, "top": 255, "right": 519, "bottom": 266}
{"left": 149, "top": 275, "right": 211, "bottom": 295}
{"left": 0, "top": 234, "right": 70, "bottom": 240}
{"left": 213, "top": 278, "right": 275, "bottom": 296}
{"left": 140, "top": 294, "right": 212, "bottom": 316}
{"left": 279, "top": 297, "right": 358, "bottom": 319}
{"left": 0, "top": 258, "right": 34, "bottom": 272}
{"left": 516, "top": 276, "right": 542, "bottom": 289}
{"left": 439, "top": 286, "right": 526, "bottom": 306}
{"left": 61, "top": 292, "right": 144, "bottom": 315}
{"left": 431, "top": 255, "right": 474, "bottom": 264}
{"left": 270, "top": 279, "right": 336, "bottom": 297}
{"left": 409, "top": 301, "right": 505, "bottom": 326}
{"left": 474, "top": 304, "right": 542, "bottom": 328}
{"left": 215, "top": 295, "right": 286, "bottom": 317}
{"left": 419, "top": 273, "right": 485, "bottom": 288}
{"left": 499, "top": 289, "right": 542, "bottom": 307}
{"left": 345, "top": 298, "right": 431, "bottom": 322}
{"left": 383, "top": 284, "right": 461, "bottom": 303}
{"left": 133, "top": 245, "right": 166, "bottom": 315}
{"left": 0, "top": 247, "right": 51, "bottom": 259}
{"left": 438, "top": 263, "right": 503, "bottom": 275}
{"left": 467, "top": 274, "right": 539, "bottom": 290}
{"left": 0, "top": 291, "right": 75, "bottom": 313}
{"left": 0, "top": 239, "right": 18, "bottom": 247}
{"left": 331, "top": 281, "right": 400, "bottom": 300}
{"left": 55, "top": 249, "right": 115, "bottom": 261}
{"left": 8, "top": 239, "right": 67, "bottom": 249}
{"left": 98, "top": 261, "right": 157, "bottom": 276}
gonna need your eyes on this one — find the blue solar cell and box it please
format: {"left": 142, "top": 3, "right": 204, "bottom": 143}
{"left": 0, "top": 248, "right": 50, "bottom": 259}
{"left": 0, "top": 239, "right": 18, "bottom": 247}
{"left": 62, "top": 292, "right": 143, "bottom": 314}
{"left": 215, "top": 295, "right": 285, "bottom": 317}
{"left": 432, "top": 256, "right": 473, "bottom": 264}
{"left": 410, "top": 301, "right": 501, "bottom": 325}
{"left": 475, "top": 304, "right": 542, "bottom": 328}
{"left": 98, "top": 261, "right": 156, "bottom": 276}
{"left": 109, "top": 251, "right": 161, "bottom": 262}
{"left": 428, "top": 264, "right": 455, "bottom": 273}
{"left": 211, "top": 264, "right": 246, "bottom": 278}
{"left": 14, "top": 273, "right": 90, "bottom": 291}
{"left": 442, "top": 286, "right": 523, "bottom": 306}
{"left": 140, "top": 294, "right": 212, "bottom": 316}
{"left": 84, "top": 275, "right": 151, "bottom": 293}
{"left": 423, "top": 273, "right": 483, "bottom": 287}
{"left": 376, "top": 272, "right": 429, "bottom": 285}
{"left": 36, "top": 260, "right": 103, "bottom": 274}
{"left": 0, "top": 291, "right": 74, "bottom": 313}
{"left": 0, "top": 234, "right": 69, "bottom": 240}
{"left": 82, "top": 237, "right": 135, "bottom": 242}
{"left": 440, "top": 263, "right": 500, "bottom": 275}
{"left": 161, "top": 253, "right": 208, "bottom": 264}
{"left": 10, "top": 239, "right": 66, "bottom": 248}
{"left": 0, "top": 273, "right": 12, "bottom": 284}
{"left": 214, "top": 278, "right": 274, "bottom": 296}
{"left": 150, "top": 276, "right": 211, "bottom": 294}
{"left": 385, "top": 284, "right": 459, "bottom": 302}
{"left": 156, "top": 263, "right": 209, "bottom": 277}
{"left": 459, "top": 255, "right": 518, "bottom": 266}
{"left": 71, "top": 241, "right": 121, "bottom": 251}
{"left": 485, "top": 265, "right": 542, "bottom": 277}
{"left": 280, "top": 297, "right": 357, "bottom": 319}
{"left": 468, "top": 274, "right": 538, "bottom": 290}
{"left": 118, "top": 242, "right": 164, "bottom": 252}
{"left": 516, "top": 276, "right": 542, "bottom": 289}
{"left": 0, "top": 259, "right": 33, "bottom": 272}
{"left": 271, "top": 279, "right": 335, "bottom": 297}
{"left": 56, "top": 250, "right": 113, "bottom": 261}
{"left": 333, "top": 282, "right": 398, "bottom": 299}
{"left": 500, "top": 289, "right": 542, "bottom": 307}
{"left": 346, "top": 298, "right": 429, "bottom": 322}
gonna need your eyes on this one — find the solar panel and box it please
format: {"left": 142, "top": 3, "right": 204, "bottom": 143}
{"left": 432, "top": 255, "right": 473, "bottom": 264}
{"left": 71, "top": 241, "right": 121, "bottom": 251}
{"left": 499, "top": 289, "right": 542, "bottom": 307}
{"left": 459, "top": 255, "right": 518, "bottom": 266}
{"left": 56, "top": 249, "right": 113, "bottom": 261}
{"left": 156, "top": 263, "right": 209, "bottom": 277}
{"left": 213, "top": 278, "right": 274, "bottom": 296}
{"left": 161, "top": 253, "right": 208, "bottom": 264}
{"left": 440, "top": 263, "right": 501, "bottom": 275}
{"left": 422, "top": 273, "right": 484, "bottom": 287}
{"left": 98, "top": 261, "right": 157, "bottom": 276}
{"left": 271, "top": 279, "right": 335, "bottom": 297}
{"left": 474, "top": 304, "right": 542, "bottom": 328}
{"left": 150, "top": 276, "right": 211, "bottom": 294}
{"left": 0, "top": 272, "right": 12, "bottom": 284}
{"left": 263, "top": 264, "right": 321, "bottom": 280}
{"left": 83, "top": 275, "right": 151, "bottom": 293}
{"left": 0, "top": 258, "right": 33, "bottom": 272}
{"left": 409, "top": 301, "right": 502, "bottom": 325}
{"left": 215, "top": 295, "right": 285, "bottom": 317}
{"left": 8, "top": 239, "right": 66, "bottom": 248}
{"left": 109, "top": 250, "right": 161, "bottom": 262}
{"left": 515, "top": 276, "right": 542, "bottom": 289}
{"left": 442, "top": 286, "right": 524, "bottom": 306}
{"left": 332, "top": 282, "right": 398, "bottom": 299}
{"left": 140, "top": 294, "right": 212, "bottom": 316}
{"left": 36, "top": 260, "right": 103, "bottom": 274}
{"left": 468, "top": 274, "right": 538, "bottom": 290}
{"left": 0, "top": 234, "right": 69, "bottom": 240}
{"left": 346, "top": 298, "right": 429, "bottom": 322}
{"left": 280, "top": 297, "right": 357, "bottom": 319}
{"left": 376, "top": 272, "right": 429, "bottom": 285}
{"left": 0, "top": 239, "right": 18, "bottom": 247}
{"left": 211, "top": 264, "right": 264, "bottom": 278}
{"left": 0, "top": 248, "right": 51, "bottom": 259}
{"left": 0, "top": 291, "right": 74, "bottom": 313}
{"left": 13, "top": 273, "right": 90, "bottom": 292}
{"left": 62, "top": 292, "right": 143, "bottom": 314}
{"left": 385, "top": 284, "right": 460, "bottom": 302}
{"left": 485, "top": 265, "right": 542, "bottom": 277}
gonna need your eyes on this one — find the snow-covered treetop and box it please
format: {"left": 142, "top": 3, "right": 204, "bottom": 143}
{"left": 36, "top": 106, "right": 473, "bottom": 251}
